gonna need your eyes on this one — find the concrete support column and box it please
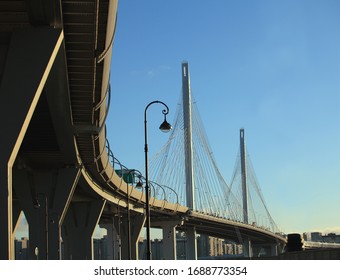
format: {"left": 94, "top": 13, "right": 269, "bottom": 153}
{"left": 185, "top": 226, "right": 197, "bottom": 260}
{"left": 62, "top": 199, "right": 106, "bottom": 259}
{"left": 119, "top": 213, "right": 145, "bottom": 260}
{"left": 112, "top": 216, "right": 122, "bottom": 259}
{"left": 153, "top": 220, "right": 182, "bottom": 260}
{"left": 13, "top": 170, "right": 47, "bottom": 260}
{"left": 12, "top": 201, "right": 23, "bottom": 237}
{"left": 112, "top": 224, "right": 120, "bottom": 260}
{"left": 99, "top": 223, "right": 114, "bottom": 260}
{"left": 0, "top": 27, "right": 63, "bottom": 260}
{"left": 13, "top": 168, "right": 80, "bottom": 259}
{"left": 270, "top": 243, "right": 278, "bottom": 256}
{"left": 50, "top": 169, "right": 81, "bottom": 259}
{"left": 251, "top": 243, "right": 279, "bottom": 258}
{"left": 27, "top": 194, "right": 49, "bottom": 260}
{"left": 162, "top": 222, "right": 177, "bottom": 260}
{"left": 243, "top": 238, "right": 252, "bottom": 258}
{"left": 0, "top": 163, "right": 14, "bottom": 260}
{"left": 251, "top": 244, "right": 261, "bottom": 258}
{"left": 131, "top": 213, "right": 145, "bottom": 260}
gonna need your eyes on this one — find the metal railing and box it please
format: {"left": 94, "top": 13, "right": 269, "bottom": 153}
{"left": 88, "top": 82, "right": 181, "bottom": 209}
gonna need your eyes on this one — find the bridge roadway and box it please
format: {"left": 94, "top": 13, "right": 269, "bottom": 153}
{"left": 0, "top": 0, "right": 285, "bottom": 260}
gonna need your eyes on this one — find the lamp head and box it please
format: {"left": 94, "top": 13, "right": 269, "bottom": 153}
{"left": 159, "top": 115, "right": 172, "bottom": 133}
{"left": 135, "top": 179, "right": 143, "bottom": 189}
{"left": 33, "top": 198, "right": 41, "bottom": 209}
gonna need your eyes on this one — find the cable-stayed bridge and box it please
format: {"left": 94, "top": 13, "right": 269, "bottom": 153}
{"left": 141, "top": 62, "right": 283, "bottom": 258}
{"left": 148, "top": 76, "right": 279, "bottom": 235}
{"left": 0, "top": 0, "right": 287, "bottom": 260}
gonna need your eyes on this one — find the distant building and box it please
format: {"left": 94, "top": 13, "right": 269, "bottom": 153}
{"left": 311, "top": 232, "right": 323, "bottom": 242}
{"left": 17, "top": 234, "right": 245, "bottom": 260}
{"left": 303, "top": 232, "right": 340, "bottom": 243}
{"left": 16, "top": 234, "right": 245, "bottom": 260}
{"left": 15, "top": 237, "right": 29, "bottom": 260}
{"left": 197, "top": 234, "right": 209, "bottom": 257}
{"left": 197, "top": 235, "right": 226, "bottom": 257}
{"left": 322, "top": 233, "right": 340, "bottom": 243}
{"left": 136, "top": 233, "right": 243, "bottom": 260}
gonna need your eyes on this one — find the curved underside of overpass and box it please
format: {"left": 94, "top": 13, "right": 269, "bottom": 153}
{"left": 0, "top": 0, "right": 285, "bottom": 259}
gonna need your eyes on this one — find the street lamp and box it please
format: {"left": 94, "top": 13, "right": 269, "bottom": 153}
{"left": 33, "top": 193, "right": 48, "bottom": 260}
{"left": 144, "top": 100, "right": 172, "bottom": 260}
{"left": 124, "top": 169, "right": 143, "bottom": 260}
{"left": 116, "top": 198, "right": 124, "bottom": 260}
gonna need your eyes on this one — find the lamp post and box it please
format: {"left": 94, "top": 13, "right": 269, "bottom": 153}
{"left": 124, "top": 169, "right": 143, "bottom": 260}
{"left": 33, "top": 193, "right": 48, "bottom": 260}
{"left": 116, "top": 198, "right": 124, "bottom": 260}
{"left": 144, "top": 100, "right": 172, "bottom": 260}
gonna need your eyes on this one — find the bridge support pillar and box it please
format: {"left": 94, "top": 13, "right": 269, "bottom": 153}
{"left": 99, "top": 223, "right": 114, "bottom": 259}
{"left": 12, "top": 200, "right": 23, "bottom": 239}
{"left": 118, "top": 212, "right": 145, "bottom": 260}
{"left": 186, "top": 226, "right": 197, "bottom": 260}
{"left": 243, "top": 238, "right": 253, "bottom": 258}
{"left": 252, "top": 243, "right": 279, "bottom": 258}
{"left": 270, "top": 243, "right": 278, "bottom": 256}
{"left": 111, "top": 217, "right": 121, "bottom": 259}
{"left": 153, "top": 219, "right": 183, "bottom": 260}
{"left": 62, "top": 199, "right": 106, "bottom": 259}
{"left": 13, "top": 168, "right": 81, "bottom": 259}
{"left": 0, "top": 163, "right": 14, "bottom": 260}
{"left": 0, "top": 27, "right": 64, "bottom": 259}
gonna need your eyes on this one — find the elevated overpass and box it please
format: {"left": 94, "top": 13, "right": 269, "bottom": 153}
{"left": 0, "top": 0, "right": 285, "bottom": 260}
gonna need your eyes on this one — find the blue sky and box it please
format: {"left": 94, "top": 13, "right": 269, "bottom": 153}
{"left": 106, "top": 0, "right": 340, "bottom": 235}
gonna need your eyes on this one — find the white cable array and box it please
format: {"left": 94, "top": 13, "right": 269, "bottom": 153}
{"left": 229, "top": 150, "right": 281, "bottom": 232}
{"left": 148, "top": 92, "right": 280, "bottom": 233}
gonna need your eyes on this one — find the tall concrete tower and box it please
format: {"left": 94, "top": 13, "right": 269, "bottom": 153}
{"left": 240, "top": 128, "right": 252, "bottom": 257}
{"left": 240, "top": 128, "right": 248, "bottom": 223}
{"left": 181, "top": 61, "right": 197, "bottom": 259}
{"left": 182, "top": 61, "right": 195, "bottom": 210}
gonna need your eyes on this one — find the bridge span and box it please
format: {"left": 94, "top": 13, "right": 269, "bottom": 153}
{"left": 1, "top": 0, "right": 285, "bottom": 260}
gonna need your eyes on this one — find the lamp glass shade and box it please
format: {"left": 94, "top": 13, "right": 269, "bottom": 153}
{"left": 135, "top": 180, "right": 143, "bottom": 189}
{"left": 159, "top": 119, "right": 172, "bottom": 133}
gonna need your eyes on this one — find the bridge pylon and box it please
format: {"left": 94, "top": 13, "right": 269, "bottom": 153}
{"left": 240, "top": 128, "right": 249, "bottom": 224}
{"left": 239, "top": 129, "right": 252, "bottom": 257}
{"left": 181, "top": 61, "right": 198, "bottom": 259}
